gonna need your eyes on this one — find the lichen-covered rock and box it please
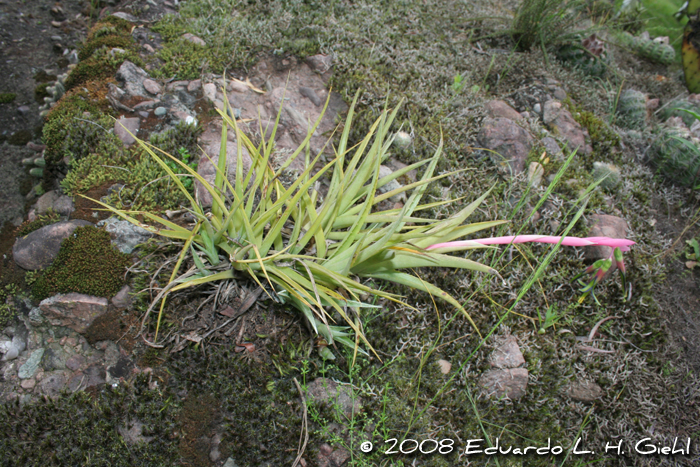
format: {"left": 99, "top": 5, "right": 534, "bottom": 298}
{"left": 543, "top": 100, "right": 592, "bottom": 155}
{"left": 97, "top": 216, "right": 153, "bottom": 254}
{"left": 39, "top": 293, "right": 109, "bottom": 334}
{"left": 13, "top": 220, "right": 93, "bottom": 270}
{"left": 115, "top": 60, "right": 150, "bottom": 97}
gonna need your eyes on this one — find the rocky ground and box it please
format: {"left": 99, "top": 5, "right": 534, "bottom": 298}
{"left": 2, "top": 0, "right": 700, "bottom": 466}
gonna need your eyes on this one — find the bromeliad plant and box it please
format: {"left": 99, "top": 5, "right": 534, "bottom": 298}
{"left": 91, "top": 90, "right": 505, "bottom": 357}
{"left": 91, "top": 87, "right": 635, "bottom": 357}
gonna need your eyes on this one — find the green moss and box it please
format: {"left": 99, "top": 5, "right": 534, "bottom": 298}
{"left": 43, "top": 96, "right": 119, "bottom": 176}
{"left": 151, "top": 38, "right": 225, "bottom": 80}
{"left": 16, "top": 210, "right": 61, "bottom": 237}
{"left": 0, "top": 92, "right": 16, "bottom": 104}
{"left": 34, "top": 83, "right": 51, "bottom": 103}
{"left": 564, "top": 98, "right": 620, "bottom": 163}
{"left": 0, "top": 284, "right": 19, "bottom": 328}
{"left": 32, "top": 226, "right": 131, "bottom": 300}
{"left": 64, "top": 47, "right": 144, "bottom": 91}
{"left": 78, "top": 34, "right": 135, "bottom": 61}
{"left": 0, "top": 375, "right": 178, "bottom": 465}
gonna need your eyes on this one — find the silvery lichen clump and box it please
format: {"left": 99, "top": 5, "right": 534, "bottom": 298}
{"left": 592, "top": 162, "right": 621, "bottom": 191}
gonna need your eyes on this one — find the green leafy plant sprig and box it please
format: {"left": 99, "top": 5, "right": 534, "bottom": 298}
{"left": 89, "top": 87, "right": 504, "bottom": 359}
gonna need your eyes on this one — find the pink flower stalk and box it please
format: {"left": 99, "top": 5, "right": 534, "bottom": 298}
{"left": 426, "top": 235, "right": 635, "bottom": 251}
{"left": 426, "top": 235, "right": 635, "bottom": 304}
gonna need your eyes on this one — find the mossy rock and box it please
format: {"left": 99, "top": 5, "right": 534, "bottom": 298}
{"left": 0, "top": 92, "right": 17, "bottom": 104}
{"left": 32, "top": 226, "right": 131, "bottom": 300}
{"left": 64, "top": 47, "right": 143, "bottom": 91}
{"left": 78, "top": 34, "right": 134, "bottom": 61}
{"left": 43, "top": 106, "right": 121, "bottom": 171}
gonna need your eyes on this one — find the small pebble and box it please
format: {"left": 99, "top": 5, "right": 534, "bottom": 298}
{"left": 154, "top": 106, "right": 167, "bottom": 117}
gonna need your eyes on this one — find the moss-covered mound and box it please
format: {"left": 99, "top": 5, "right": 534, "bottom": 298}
{"left": 64, "top": 16, "right": 141, "bottom": 91}
{"left": 33, "top": 226, "right": 131, "bottom": 300}
{"left": 0, "top": 375, "right": 179, "bottom": 466}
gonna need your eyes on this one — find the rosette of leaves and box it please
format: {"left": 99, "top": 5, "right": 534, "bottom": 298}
{"left": 557, "top": 34, "right": 608, "bottom": 77}
{"left": 91, "top": 89, "right": 504, "bottom": 358}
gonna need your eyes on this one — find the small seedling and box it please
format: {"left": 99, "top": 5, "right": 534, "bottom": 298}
{"left": 537, "top": 304, "right": 561, "bottom": 334}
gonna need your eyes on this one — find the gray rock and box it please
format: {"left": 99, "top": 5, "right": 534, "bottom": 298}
{"left": 377, "top": 165, "right": 405, "bottom": 202}
{"left": 541, "top": 136, "right": 564, "bottom": 161}
{"left": 133, "top": 100, "right": 157, "bottom": 110}
{"left": 305, "top": 377, "right": 362, "bottom": 419}
{"left": 65, "top": 354, "right": 85, "bottom": 371}
{"left": 39, "top": 293, "right": 109, "bottom": 334}
{"left": 28, "top": 307, "right": 45, "bottom": 326}
{"left": 182, "top": 33, "right": 206, "bottom": 46}
{"left": 13, "top": 220, "right": 93, "bottom": 270}
{"left": 53, "top": 195, "right": 75, "bottom": 216}
{"left": 38, "top": 371, "right": 69, "bottom": 397}
{"left": 299, "top": 86, "right": 321, "bottom": 106}
{"left": 67, "top": 364, "right": 106, "bottom": 391}
{"left": 203, "top": 83, "right": 217, "bottom": 103}
{"left": 566, "top": 381, "right": 603, "bottom": 403}
{"left": 111, "top": 285, "right": 132, "bottom": 308}
{"left": 479, "top": 368, "right": 528, "bottom": 400}
{"left": 587, "top": 214, "right": 628, "bottom": 259}
{"left": 542, "top": 100, "right": 592, "bottom": 155}
{"left": 35, "top": 190, "right": 60, "bottom": 215}
{"left": 488, "top": 335, "right": 525, "bottom": 369}
{"left": 42, "top": 344, "right": 67, "bottom": 371}
{"left": 187, "top": 79, "right": 202, "bottom": 92}
{"left": 154, "top": 106, "right": 167, "bottom": 117}
{"left": 166, "top": 80, "right": 189, "bottom": 92}
{"left": 111, "top": 12, "right": 138, "bottom": 22}
{"left": 222, "top": 458, "right": 239, "bottom": 467}
{"left": 477, "top": 117, "right": 534, "bottom": 173}
{"left": 142, "top": 78, "right": 162, "bottom": 95}
{"left": 114, "top": 117, "right": 140, "bottom": 146}
{"left": 18, "top": 348, "right": 45, "bottom": 379}
{"left": 306, "top": 54, "right": 333, "bottom": 74}
{"left": 115, "top": 61, "right": 149, "bottom": 98}
{"left": 0, "top": 334, "right": 26, "bottom": 361}
{"left": 485, "top": 100, "right": 523, "bottom": 121}
{"left": 97, "top": 216, "right": 154, "bottom": 254}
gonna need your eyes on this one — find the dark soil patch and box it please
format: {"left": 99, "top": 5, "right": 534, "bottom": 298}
{"left": 178, "top": 393, "right": 222, "bottom": 467}
{"left": 84, "top": 307, "right": 140, "bottom": 353}
{"left": 70, "top": 180, "right": 117, "bottom": 222}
